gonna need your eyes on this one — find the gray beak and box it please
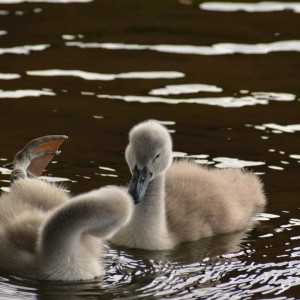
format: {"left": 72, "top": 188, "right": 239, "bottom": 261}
{"left": 128, "top": 166, "right": 151, "bottom": 204}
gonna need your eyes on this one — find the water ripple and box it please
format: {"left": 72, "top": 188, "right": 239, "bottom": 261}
{"left": 0, "top": 73, "right": 21, "bottom": 80}
{"left": 252, "top": 92, "right": 296, "bottom": 101}
{"left": 40, "top": 176, "right": 73, "bottom": 183}
{"left": 97, "top": 94, "right": 268, "bottom": 107}
{"left": 0, "top": 0, "right": 93, "bottom": 3}
{"left": 0, "top": 89, "right": 55, "bottom": 98}
{"left": 96, "top": 166, "right": 117, "bottom": 178}
{"left": 200, "top": 1, "right": 300, "bottom": 13}
{"left": 0, "top": 216, "right": 294, "bottom": 299}
{"left": 213, "top": 157, "right": 265, "bottom": 168}
{"left": 27, "top": 69, "right": 184, "bottom": 80}
{"left": 254, "top": 213, "right": 280, "bottom": 221}
{"left": 96, "top": 88, "right": 297, "bottom": 107}
{"left": 214, "top": 260, "right": 300, "bottom": 298}
{"left": 290, "top": 154, "right": 300, "bottom": 160}
{"left": 268, "top": 165, "right": 284, "bottom": 171}
{"left": 255, "top": 123, "right": 300, "bottom": 133}
{"left": 0, "top": 44, "right": 49, "bottom": 55}
{"left": 173, "top": 152, "right": 266, "bottom": 169}
{"left": 67, "top": 40, "right": 300, "bottom": 55}
{"left": 149, "top": 84, "right": 223, "bottom": 96}
{"left": 0, "top": 167, "right": 11, "bottom": 175}
{"left": 0, "top": 0, "right": 299, "bottom": 298}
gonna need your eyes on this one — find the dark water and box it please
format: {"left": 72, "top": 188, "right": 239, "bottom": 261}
{"left": 0, "top": 0, "right": 300, "bottom": 298}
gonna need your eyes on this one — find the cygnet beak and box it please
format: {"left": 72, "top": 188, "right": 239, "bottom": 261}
{"left": 128, "top": 166, "right": 151, "bottom": 204}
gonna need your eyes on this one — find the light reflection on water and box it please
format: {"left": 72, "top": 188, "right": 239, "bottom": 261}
{"left": 0, "top": 0, "right": 93, "bottom": 3}
{"left": 1, "top": 225, "right": 299, "bottom": 299}
{"left": 290, "top": 154, "right": 300, "bottom": 160}
{"left": 149, "top": 84, "right": 223, "bottom": 96}
{"left": 213, "top": 157, "right": 265, "bottom": 168}
{"left": 0, "top": 89, "right": 55, "bottom": 98}
{"left": 27, "top": 69, "right": 185, "bottom": 80}
{"left": 96, "top": 166, "right": 118, "bottom": 178}
{"left": 173, "top": 151, "right": 266, "bottom": 168}
{"left": 1, "top": 0, "right": 300, "bottom": 298}
{"left": 255, "top": 123, "right": 300, "bottom": 133}
{"left": 0, "top": 8, "right": 42, "bottom": 15}
{"left": 96, "top": 94, "right": 291, "bottom": 107}
{"left": 172, "top": 146, "right": 300, "bottom": 172}
{"left": 252, "top": 92, "right": 296, "bottom": 101}
{"left": 200, "top": 2, "right": 300, "bottom": 13}
{"left": 0, "top": 73, "right": 21, "bottom": 80}
{"left": 0, "top": 146, "right": 299, "bottom": 297}
{"left": 66, "top": 40, "right": 300, "bottom": 55}
{"left": 0, "top": 84, "right": 296, "bottom": 108}
{"left": 0, "top": 44, "right": 49, "bottom": 55}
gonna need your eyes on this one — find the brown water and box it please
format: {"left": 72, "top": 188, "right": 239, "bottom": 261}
{"left": 0, "top": 0, "right": 300, "bottom": 298}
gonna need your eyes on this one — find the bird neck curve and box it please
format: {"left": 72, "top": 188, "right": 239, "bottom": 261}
{"left": 134, "top": 173, "right": 172, "bottom": 244}
{"left": 37, "top": 200, "right": 103, "bottom": 280}
{"left": 36, "top": 187, "right": 133, "bottom": 281}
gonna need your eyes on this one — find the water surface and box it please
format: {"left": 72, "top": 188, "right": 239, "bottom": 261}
{"left": 0, "top": 0, "right": 300, "bottom": 298}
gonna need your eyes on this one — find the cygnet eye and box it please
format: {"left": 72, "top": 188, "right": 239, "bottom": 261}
{"left": 153, "top": 153, "right": 160, "bottom": 161}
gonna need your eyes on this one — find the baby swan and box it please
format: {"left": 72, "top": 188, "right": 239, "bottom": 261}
{"left": 0, "top": 136, "right": 133, "bottom": 281}
{"left": 110, "top": 120, "right": 266, "bottom": 250}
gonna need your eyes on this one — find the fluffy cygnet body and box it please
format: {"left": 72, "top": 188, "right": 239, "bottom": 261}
{"left": 110, "top": 120, "right": 266, "bottom": 250}
{"left": 0, "top": 179, "right": 132, "bottom": 281}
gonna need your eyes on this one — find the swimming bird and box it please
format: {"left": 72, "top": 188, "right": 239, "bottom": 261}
{"left": 110, "top": 120, "right": 266, "bottom": 250}
{"left": 0, "top": 136, "right": 133, "bottom": 281}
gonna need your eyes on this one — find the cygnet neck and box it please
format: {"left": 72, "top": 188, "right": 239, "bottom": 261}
{"left": 135, "top": 173, "right": 168, "bottom": 231}
{"left": 142, "top": 173, "right": 164, "bottom": 205}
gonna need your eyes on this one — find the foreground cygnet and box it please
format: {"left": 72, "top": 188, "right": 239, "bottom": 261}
{"left": 110, "top": 120, "right": 266, "bottom": 250}
{"left": 0, "top": 136, "right": 133, "bottom": 281}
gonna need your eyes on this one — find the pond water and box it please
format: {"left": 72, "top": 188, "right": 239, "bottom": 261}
{"left": 0, "top": 0, "right": 300, "bottom": 298}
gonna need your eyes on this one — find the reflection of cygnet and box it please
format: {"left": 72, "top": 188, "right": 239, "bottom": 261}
{"left": 0, "top": 136, "right": 133, "bottom": 281}
{"left": 110, "top": 120, "right": 266, "bottom": 250}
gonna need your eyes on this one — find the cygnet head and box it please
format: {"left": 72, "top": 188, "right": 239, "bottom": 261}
{"left": 125, "top": 120, "right": 173, "bottom": 204}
